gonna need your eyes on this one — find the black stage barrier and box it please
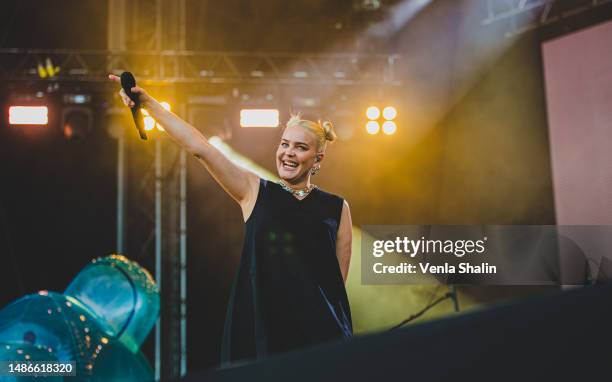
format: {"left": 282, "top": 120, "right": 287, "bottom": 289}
{"left": 180, "top": 284, "right": 612, "bottom": 381}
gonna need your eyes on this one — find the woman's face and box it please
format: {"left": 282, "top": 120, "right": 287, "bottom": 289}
{"left": 276, "top": 124, "right": 320, "bottom": 184}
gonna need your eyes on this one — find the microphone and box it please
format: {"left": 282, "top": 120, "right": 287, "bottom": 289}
{"left": 120, "top": 72, "right": 147, "bottom": 140}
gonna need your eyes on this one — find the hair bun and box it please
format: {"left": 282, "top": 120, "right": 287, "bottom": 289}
{"left": 321, "top": 120, "right": 337, "bottom": 142}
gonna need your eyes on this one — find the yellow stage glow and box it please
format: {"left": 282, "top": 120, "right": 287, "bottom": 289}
{"left": 366, "top": 106, "right": 380, "bottom": 120}
{"left": 144, "top": 116, "right": 156, "bottom": 131}
{"left": 240, "top": 109, "right": 279, "bottom": 128}
{"left": 208, "top": 136, "right": 274, "bottom": 180}
{"left": 366, "top": 121, "right": 380, "bottom": 134}
{"left": 382, "top": 121, "right": 397, "bottom": 135}
{"left": 9, "top": 106, "right": 48, "bottom": 125}
{"left": 383, "top": 106, "right": 397, "bottom": 120}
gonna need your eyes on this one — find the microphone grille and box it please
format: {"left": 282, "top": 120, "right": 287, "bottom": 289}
{"left": 120, "top": 72, "right": 136, "bottom": 89}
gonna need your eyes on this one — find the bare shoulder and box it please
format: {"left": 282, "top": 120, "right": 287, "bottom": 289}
{"left": 339, "top": 199, "right": 352, "bottom": 229}
{"left": 341, "top": 199, "right": 351, "bottom": 216}
{"left": 342, "top": 199, "right": 351, "bottom": 210}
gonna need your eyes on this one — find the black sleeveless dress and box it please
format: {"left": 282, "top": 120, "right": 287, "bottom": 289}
{"left": 221, "top": 178, "right": 352, "bottom": 365}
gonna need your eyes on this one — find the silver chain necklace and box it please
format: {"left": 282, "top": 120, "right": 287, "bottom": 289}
{"left": 278, "top": 180, "right": 317, "bottom": 198}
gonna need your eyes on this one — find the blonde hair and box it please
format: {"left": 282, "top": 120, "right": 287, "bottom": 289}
{"left": 285, "top": 113, "right": 337, "bottom": 152}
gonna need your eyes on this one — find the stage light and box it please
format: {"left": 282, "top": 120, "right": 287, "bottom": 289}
{"left": 292, "top": 96, "right": 319, "bottom": 108}
{"left": 293, "top": 71, "right": 309, "bottom": 78}
{"left": 240, "top": 109, "right": 279, "bottom": 128}
{"left": 366, "top": 106, "right": 380, "bottom": 120}
{"left": 354, "top": 0, "right": 381, "bottom": 11}
{"left": 45, "top": 58, "right": 59, "bottom": 77}
{"left": 141, "top": 108, "right": 157, "bottom": 131}
{"left": 62, "top": 106, "right": 92, "bottom": 140}
{"left": 37, "top": 58, "right": 60, "bottom": 79}
{"left": 144, "top": 116, "right": 156, "bottom": 131}
{"left": 63, "top": 94, "right": 91, "bottom": 104}
{"left": 9, "top": 106, "right": 48, "bottom": 125}
{"left": 382, "top": 121, "right": 397, "bottom": 135}
{"left": 382, "top": 106, "right": 397, "bottom": 120}
{"left": 366, "top": 121, "right": 380, "bottom": 134}
{"left": 37, "top": 64, "right": 48, "bottom": 79}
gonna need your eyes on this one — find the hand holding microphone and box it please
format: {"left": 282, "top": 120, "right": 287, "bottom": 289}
{"left": 108, "top": 72, "right": 149, "bottom": 140}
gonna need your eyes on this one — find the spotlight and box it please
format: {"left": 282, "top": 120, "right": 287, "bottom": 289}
{"left": 292, "top": 96, "right": 320, "bottom": 109}
{"left": 37, "top": 57, "right": 60, "bottom": 79}
{"left": 353, "top": 0, "right": 381, "bottom": 11}
{"left": 144, "top": 116, "right": 156, "bottom": 131}
{"left": 366, "top": 121, "right": 380, "bottom": 135}
{"left": 61, "top": 106, "right": 92, "bottom": 140}
{"left": 366, "top": 106, "right": 380, "bottom": 120}
{"left": 63, "top": 94, "right": 91, "bottom": 105}
{"left": 240, "top": 109, "right": 279, "bottom": 128}
{"left": 365, "top": 104, "right": 398, "bottom": 136}
{"left": 382, "top": 106, "right": 397, "bottom": 120}
{"left": 382, "top": 121, "right": 397, "bottom": 135}
{"left": 9, "top": 106, "right": 48, "bottom": 125}
{"left": 293, "top": 71, "right": 309, "bottom": 79}
{"left": 139, "top": 102, "right": 171, "bottom": 132}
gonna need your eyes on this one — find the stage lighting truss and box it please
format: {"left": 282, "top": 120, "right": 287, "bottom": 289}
{"left": 482, "top": 0, "right": 612, "bottom": 37}
{"left": 0, "top": 49, "right": 403, "bottom": 87}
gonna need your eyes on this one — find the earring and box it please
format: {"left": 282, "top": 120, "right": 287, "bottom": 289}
{"left": 310, "top": 164, "right": 320, "bottom": 176}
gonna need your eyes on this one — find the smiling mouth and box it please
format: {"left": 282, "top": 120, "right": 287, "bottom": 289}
{"left": 281, "top": 160, "right": 299, "bottom": 171}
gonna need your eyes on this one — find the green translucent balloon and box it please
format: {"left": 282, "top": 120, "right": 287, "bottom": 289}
{"left": 0, "top": 255, "right": 158, "bottom": 381}
{"left": 65, "top": 255, "right": 159, "bottom": 353}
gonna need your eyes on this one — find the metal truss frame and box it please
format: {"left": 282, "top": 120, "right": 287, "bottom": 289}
{"left": 482, "top": 0, "right": 612, "bottom": 37}
{"left": 0, "top": 48, "right": 403, "bottom": 86}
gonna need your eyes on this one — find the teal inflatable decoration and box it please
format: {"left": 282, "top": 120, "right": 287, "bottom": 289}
{"left": 0, "top": 255, "right": 159, "bottom": 381}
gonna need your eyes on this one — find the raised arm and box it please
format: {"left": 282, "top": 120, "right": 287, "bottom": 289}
{"left": 109, "top": 74, "right": 259, "bottom": 220}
